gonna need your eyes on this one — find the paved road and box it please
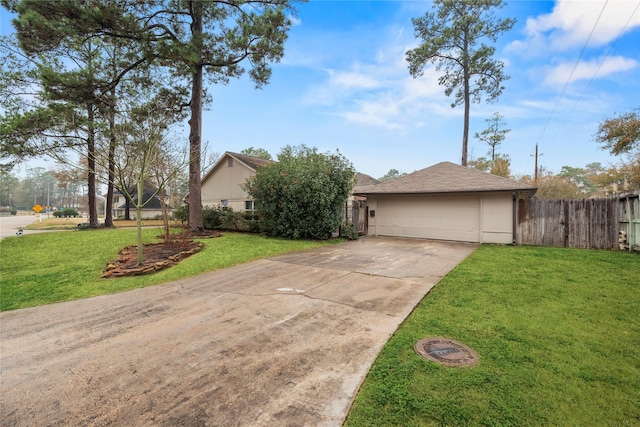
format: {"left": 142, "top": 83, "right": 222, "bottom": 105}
{"left": 1, "top": 236, "right": 477, "bottom": 426}
{"left": 0, "top": 214, "right": 37, "bottom": 240}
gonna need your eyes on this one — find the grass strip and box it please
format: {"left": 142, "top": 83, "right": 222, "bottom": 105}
{"left": 0, "top": 229, "right": 338, "bottom": 311}
{"left": 345, "top": 245, "right": 640, "bottom": 426}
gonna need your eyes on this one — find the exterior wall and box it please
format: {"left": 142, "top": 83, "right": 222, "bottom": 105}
{"left": 201, "top": 157, "right": 255, "bottom": 211}
{"left": 113, "top": 208, "right": 167, "bottom": 220}
{"left": 366, "top": 192, "right": 514, "bottom": 244}
{"left": 480, "top": 192, "right": 514, "bottom": 244}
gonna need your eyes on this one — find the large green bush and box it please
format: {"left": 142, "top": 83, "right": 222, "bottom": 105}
{"left": 53, "top": 208, "right": 79, "bottom": 217}
{"left": 244, "top": 145, "right": 354, "bottom": 239}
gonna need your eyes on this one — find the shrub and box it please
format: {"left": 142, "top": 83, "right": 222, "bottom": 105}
{"left": 340, "top": 221, "right": 359, "bottom": 240}
{"left": 220, "top": 209, "right": 246, "bottom": 231}
{"left": 63, "top": 208, "right": 79, "bottom": 217}
{"left": 202, "top": 205, "right": 223, "bottom": 229}
{"left": 244, "top": 145, "right": 354, "bottom": 239}
{"left": 244, "top": 212, "right": 261, "bottom": 233}
{"left": 54, "top": 208, "right": 79, "bottom": 217}
{"left": 173, "top": 204, "right": 189, "bottom": 223}
{"left": 0, "top": 207, "right": 17, "bottom": 216}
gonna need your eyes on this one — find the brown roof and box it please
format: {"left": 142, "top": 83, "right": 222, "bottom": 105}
{"left": 201, "top": 151, "right": 272, "bottom": 183}
{"left": 354, "top": 162, "right": 536, "bottom": 195}
{"left": 353, "top": 172, "right": 381, "bottom": 192}
{"left": 228, "top": 152, "right": 272, "bottom": 170}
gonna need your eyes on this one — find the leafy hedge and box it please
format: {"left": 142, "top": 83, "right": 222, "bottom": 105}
{"left": 244, "top": 145, "right": 354, "bottom": 240}
{"left": 53, "top": 208, "right": 80, "bottom": 218}
{"left": 173, "top": 204, "right": 258, "bottom": 232}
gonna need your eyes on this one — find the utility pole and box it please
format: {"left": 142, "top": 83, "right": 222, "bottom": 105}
{"left": 532, "top": 143, "right": 543, "bottom": 186}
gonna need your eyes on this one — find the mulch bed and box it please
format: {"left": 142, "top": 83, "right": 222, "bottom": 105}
{"left": 102, "top": 230, "right": 222, "bottom": 278}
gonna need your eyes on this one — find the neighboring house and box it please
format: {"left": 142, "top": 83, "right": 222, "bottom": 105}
{"left": 113, "top": 186, "right": 173, "bottom": 220}
{"left": 200, "top": 151, "right": 272, "bottom": 213}
{"left": 353, "top": 162, "right": 537, "bottom": 244}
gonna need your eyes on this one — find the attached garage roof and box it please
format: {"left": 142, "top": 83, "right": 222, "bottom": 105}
{"left": 354, "top": 162, "right": 536, "bottom": 195}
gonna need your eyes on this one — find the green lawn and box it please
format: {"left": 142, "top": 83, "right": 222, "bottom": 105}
{"left": 0, "top": 229, "right": 338, "bottom": 311}
{"left": 345, "top": 245, "right": 640, "bottom": 426}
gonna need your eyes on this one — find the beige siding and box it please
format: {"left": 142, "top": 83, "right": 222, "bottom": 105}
{"left": 201, "top": 159, "right": 254, "bottom": 211}
{"left": 480, "top": 193, "right": 514, "bottom": 244}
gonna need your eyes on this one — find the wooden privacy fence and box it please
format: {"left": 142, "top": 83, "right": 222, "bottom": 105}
{"left": 516, "top": 192, "right": 639, "bottom": 251}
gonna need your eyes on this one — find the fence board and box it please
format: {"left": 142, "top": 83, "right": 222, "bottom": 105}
{"left": 516, "top": 195, "right": 637, "bottom": 250}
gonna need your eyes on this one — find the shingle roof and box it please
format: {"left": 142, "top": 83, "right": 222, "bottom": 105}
{"left": 354, "top": 162, "right": 536, "bottom": 195}
{"left": 116, "top": 188, "right": 171, "bottom": 210}
{"left": 228, "top": 152, "right": 272, "bottom": 170}
{"left": 354, "top": 172, "right": 381, "bottom": 192}
{"left": 201, "top": 151, "right": 272, "bottom": 184}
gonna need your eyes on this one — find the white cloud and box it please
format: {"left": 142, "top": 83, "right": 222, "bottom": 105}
{"left": 543, "top": 55, "right": 638, "bottom": 86}
{"left": 508, "top": 0, "right": 640, "bottom": 54}
{"left": 288, "top": 15, "right": 302, "bottom": 27}
{"left": 303, "top": 34, "right": 456, "bottom": 132}
{"left": 327, "top": 69, "right": 382, "bottom": 90}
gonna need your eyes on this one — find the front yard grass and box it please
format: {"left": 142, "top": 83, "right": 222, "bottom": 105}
{"left": 345, "top": 245, "right": 639, "bottom": 426}
{"left": 0, "top": 229, "right": 338, "bottom": 311}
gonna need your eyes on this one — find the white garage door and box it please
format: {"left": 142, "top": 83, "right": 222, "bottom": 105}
{"left": 376, "top": 196, "right": 481, "bottom": 242}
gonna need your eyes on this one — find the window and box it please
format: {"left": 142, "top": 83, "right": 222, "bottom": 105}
{"left": 221, "top": 199, "right": 228, "bottom": 208}
{"left": 227, "top": 157, "right": 233, "bottom": 167}
{"left": 245, "top": 200, "right": 254, "bottom": 211}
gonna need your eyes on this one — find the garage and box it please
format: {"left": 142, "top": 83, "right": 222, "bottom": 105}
{"left": 354, "top": 162, "right": 537, "bottom": 244}
{"left": 377, "top": 195, "right": 480, "bottom": 242}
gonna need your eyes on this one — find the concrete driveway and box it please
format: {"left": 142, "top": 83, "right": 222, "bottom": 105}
{"left": 0, "top": 237, "right": 477, "bottom": 426}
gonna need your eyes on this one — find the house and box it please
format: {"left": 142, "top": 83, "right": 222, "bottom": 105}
{"left": 113, "top": 186, "right": 173, "bottom": 220}
{"left": 353, "top": 162, "right": 537, "bottom": 244}
{"left": 200, "top": 151, "right": 272, "bottom": 213}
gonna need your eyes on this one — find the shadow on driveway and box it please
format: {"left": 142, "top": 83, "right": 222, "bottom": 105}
{"left": 0, "top": 236, "right": 477, "bottom": 426}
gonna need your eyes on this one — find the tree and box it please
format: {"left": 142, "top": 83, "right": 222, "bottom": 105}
{"left": 407, "top": 0, "right": 515, "bottom": 166}
{"left": 475, "top": 112, "right": 510, "bottom": 161}
{"left": 106, "top": 103, "right": 188, "bottom": 265}
{"left": 520, "top": 169, "right": 582, "bottom": 199}
{"left": 595, "top": 107, "right": 640, "bottom": 155}
{"left": 244, "top": 145, "right": 354, "bottom": 239}
{"left": 558, "top": 166, "right": 598, "bottom": 196}
{"left": 3, "top": 1, "right": 144, "bottom": 228}
{"left": 490, "top": 156, "right": 510, "bottom": 178}
{"left": 0, "top": 170, "right": 19, "bottom": 207}
{"left": 379, "top": 169, "right": 406, "bottom": 181}
{"left": 241, "top": 147, "right": 272, "bottom": 160}
{"left": 468, "top": 156, "right": 491, "bottom": 172}
{"left": 113, "top": 0, "right": 297, "bottom": 232}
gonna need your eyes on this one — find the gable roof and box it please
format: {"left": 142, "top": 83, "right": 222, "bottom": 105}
{"left": 354, "top": 172, "right": 381, "bottom": 192}
{"left": 201, "top": 151, "right": 272, "bottom": 183}
{"left": 115, "top": 188, "right": 172, "bottom": 210}
{"left": 354, "top": 162, "right": 536, "bottom": 195}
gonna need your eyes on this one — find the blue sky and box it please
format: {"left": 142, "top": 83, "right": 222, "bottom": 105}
{"left": 3, "top": 1, "right": 640, "bottom": 179}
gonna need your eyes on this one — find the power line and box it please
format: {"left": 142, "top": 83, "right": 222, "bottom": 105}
{"left": 551, "top": 1, "right": 640, "bottom": 142}
{"left": 534, "top": 0, "right": 610, "bottom": 148}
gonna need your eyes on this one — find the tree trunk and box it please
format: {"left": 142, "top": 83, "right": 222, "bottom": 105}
{"left": 136, "top": 178, "right": 144, "bottom": 265}
{"left": 188, "top": 0, "right": 204, "bottom": 232}
{"left": 125, "top": 197, "right": 131, "bottom": 220}
{"left": 160, "top": 188, "right": 170, "bottom": 243}
{"left": 87, "top": 104, "right": 100, "bottom": 228}
{"left": 104, "top": 97, "right": 116, "bottom": 227}
{"left": 461, "top": 33, "right": 470, "bottom": 167}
